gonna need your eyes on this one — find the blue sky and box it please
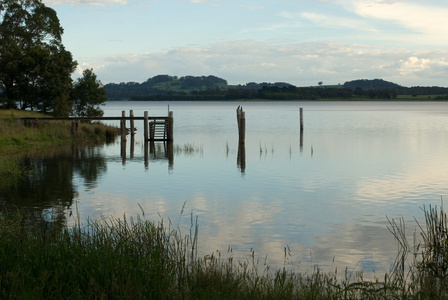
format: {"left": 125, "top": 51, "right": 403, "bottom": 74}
{"left": 43, "top": 0, "right": 448, "bottom": 87}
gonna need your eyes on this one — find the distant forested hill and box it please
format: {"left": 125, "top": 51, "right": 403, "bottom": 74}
{"left": 343, "top": 79, "right": 402, "bottom": 90}
{"left": 105, "top": 75, "right": 228, "bottom": 100}
{"left": 105, "top": 76, "right": 448, "bottom": 101}
{"left": 343, "top": 79, "right": 448, "bottom": 96}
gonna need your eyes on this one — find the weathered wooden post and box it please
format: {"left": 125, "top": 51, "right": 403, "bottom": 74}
{"left": 299, "top": 107, "right": 304, "bottom": 132}
{"left": 168, "top": 111, "right": 174, "bottom": 141}
{"left": 130, "top": 110, "right": 135, "bottom": 136}
{"left": 144, "top": 111, "right": 149, "bottom": 141}
{"left": 236, "top": 106, "right": 246, "bottom": 172}
{"left": 237, "top": 107, "right": 245, "bottom": 143}
{"left": 121, "top": 110, "right": 126, "bottom": 141}
{"left": 149, "top": 121, "right": 155, "bottom": 141}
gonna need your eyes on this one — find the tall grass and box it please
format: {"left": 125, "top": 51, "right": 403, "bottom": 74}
{"left": 2, "top": 203, "right": 447, "bottom": 299}
{"left": 388, "top": 203, "right": 448, "bottom": 298}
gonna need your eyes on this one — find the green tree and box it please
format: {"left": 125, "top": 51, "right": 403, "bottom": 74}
{"left": 0, "top": 0, "right": 77, "bottom": 115}
{"left": 72, "top": 69, "right": 106, "bottom": 117}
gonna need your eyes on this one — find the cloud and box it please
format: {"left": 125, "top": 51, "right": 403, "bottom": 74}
{"left": 43, "top": 0, "right": 127, "bottom": 6}
{"left": 77, "top": 40, "right": 448, "bottom": 87}
{"left": 347, "top": 0, "right": 448, "bottom": 44}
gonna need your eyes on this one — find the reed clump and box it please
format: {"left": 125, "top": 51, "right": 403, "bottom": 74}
{"left": 388, "top": 203, "right": 448, "bottom": 299}
{"left": 3, "top": 203, "right": 447, "bottom": 299}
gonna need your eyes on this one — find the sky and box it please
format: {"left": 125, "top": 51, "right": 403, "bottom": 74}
{"left": 42, "top": 0, "right": 448, "bottom": 87}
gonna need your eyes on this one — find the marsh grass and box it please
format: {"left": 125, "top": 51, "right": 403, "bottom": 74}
{"left": 2, "top": 203, "right": 446, "bottom": 299}
{"left": 174, "top": 143, "right": 203, "bottom": 155}
{"left": 388, "top": 203, "right": 448, "bottom": 298}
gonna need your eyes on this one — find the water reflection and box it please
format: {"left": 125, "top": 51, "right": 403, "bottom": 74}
{"left": 237, "top": 141, "right": 246, "bottom": 173}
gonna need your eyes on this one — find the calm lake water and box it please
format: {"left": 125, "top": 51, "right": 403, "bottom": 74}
{"left": 3, "top": 100, "right": 448, "bottom": 275}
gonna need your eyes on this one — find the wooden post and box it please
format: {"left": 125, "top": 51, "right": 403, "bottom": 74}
{"left": 299, "top": 107, "right": 304, "bottom": 132}
{"left": 130, "top": 110, "right": 135, "bottom": 136}
{"left": 144, "top": 111, "right": 149, "bottom": 141}
{"left": 237, "top": 107, "right": 245, "bottom": 143}
{"left": 168, "top": 111, "right": 174, "bottom": 141}
{"left": 149, "top": 122, "right": 155, "bottom": 141}
{"left": 121, "top": 110, "right": 126, "bottom": 141}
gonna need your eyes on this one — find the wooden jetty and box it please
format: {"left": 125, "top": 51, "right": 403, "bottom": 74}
{"left": 17, "top": 110, "right": 174, "bottom": 142}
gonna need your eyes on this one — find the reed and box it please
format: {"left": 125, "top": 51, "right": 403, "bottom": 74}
{"left": 174, "top": 143, "right": 203, "bottom": 155}
{"left": 387, "top": 202, "right": 448, "bottom": 298}
{"left": 2, "top": 203, "right": 444, "bottom": 299}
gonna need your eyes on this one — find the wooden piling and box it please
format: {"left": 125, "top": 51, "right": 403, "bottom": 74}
{"left": 237, "top": 107, "right": 245, "bottom": 143}
{"left": 299, "top": 107, "right": 304, "bottom": 132}
{"left": 130, "top": 110, "right": 135, "bottom": 136}
{"left": 121, "top": 110, "right": 126, "bottom": 141}
{"left": 168, "top": 111, "right": 174, "bottom": 141}
{"left": 144, "top": 111, "right": 149, "bottom": 141}
{"left": 149, "top": 121, "right": 155, "bottom": 141}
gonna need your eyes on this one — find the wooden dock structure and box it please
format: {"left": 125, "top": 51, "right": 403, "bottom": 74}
{"left": 17, "top": 110, "right": 174, "bottom": 142}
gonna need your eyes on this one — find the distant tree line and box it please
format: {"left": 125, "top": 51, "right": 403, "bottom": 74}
{"left": 0, "top": 0, "right": 106, "bottom": 117}
{"left": 108, "top": 76, "right": 448, "bottom": 101}
{"left": 344, "top": 79, "right": 448, "bottom": 97}
{"left": 130, "top": 85, "right": 354, "bottom": 101}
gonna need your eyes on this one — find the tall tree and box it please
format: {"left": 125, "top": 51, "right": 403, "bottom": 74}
{"left": 0, "top": 0, "right": 77, "bottom": 115}
{"left": 72, "top": 69, "right": 106, "bottom": 117}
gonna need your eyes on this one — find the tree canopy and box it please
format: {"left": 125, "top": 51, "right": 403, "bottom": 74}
{"left": 0, "top": 0, "right": 105, "bottom": 117}
{"left": 72, "top": 69, "right": 106, "bottom": 117}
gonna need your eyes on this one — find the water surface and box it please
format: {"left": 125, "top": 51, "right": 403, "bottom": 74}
{"left": 3, "top": 101, "right": 448, "bottom": 275}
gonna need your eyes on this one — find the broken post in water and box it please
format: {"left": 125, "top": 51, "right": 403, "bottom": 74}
{"left": 236, "top": 106, "right": 246, "bottom": 173}
{"left": 299, "top": 107, "right": 304, "bottom": 149}
{"left": 237, "top": 106, "right": 245, "bottom": 143}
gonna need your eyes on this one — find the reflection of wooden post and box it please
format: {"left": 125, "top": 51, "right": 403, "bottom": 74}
{"left": 130, "top": 110, "right": 135, "bottom": 136}
{"left": 130, "top": 134, "right": 135, "bottom": 158}
{"left": 144, "top": 111, "right": 149, "bottom": 141}
{"left": 144, "top": 139, "right": 149, "bottom": 169}
{"left": 121, "top": 137, "right": 126, "bottom": 165}
{"left": 300, "top": 130, "right": 303, "bottom": 150}
{"left": 167, "top": 141, "right": 174, "bottom": 169}
{"left": 168, "top": 111, "right": 174, "bottom": 141}
{"left": 237, "top": 142, "right": 246, "bottom": 173}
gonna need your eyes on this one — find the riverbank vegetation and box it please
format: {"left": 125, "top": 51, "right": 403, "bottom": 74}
{"left": 0, "top": 203, "right": 446, "bottom": 299}
{"left": 0, "top": 109, "right": 118, "bottom": 188}
{"left": 0, "top": 0, "right": 106, "bottom": 117}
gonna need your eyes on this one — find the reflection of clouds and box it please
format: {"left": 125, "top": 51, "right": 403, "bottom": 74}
{"left": 356, "top": 159, "right": 448, "bottom": 204}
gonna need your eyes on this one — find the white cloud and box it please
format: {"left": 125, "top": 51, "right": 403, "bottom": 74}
{"left": 78, "top": 41, "right": 448, "bottom": 87}
{"left": 399, "top": 56, "right": 431, "bottom": 76}
{"left": 348, "top": 1, "right": 448, "bottom": 43}
{"left": 43, "top": 0, "right": 127, "bottom": 6}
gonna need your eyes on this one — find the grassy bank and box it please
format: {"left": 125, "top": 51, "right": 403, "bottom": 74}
{"left": 0, "top": 204, "right": 447, "bottom": 299}
{"left": 0, "top": 109, "right": 119, "bottom": 187}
